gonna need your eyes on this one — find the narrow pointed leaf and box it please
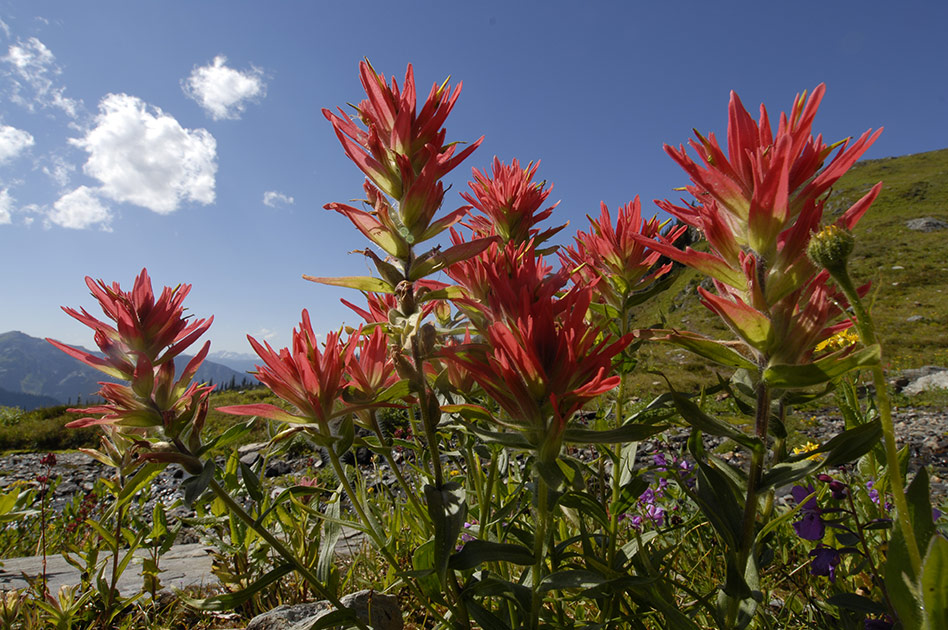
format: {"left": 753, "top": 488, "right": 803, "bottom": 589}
{"left": 637, "top": 329, "right": 756, "bottom": 370}
{"left": 303, "top": 275, "right": 394, "bottom": 294}
{"left": 449, "top": 540, "right": 535, "bottom": 570}
{"left": 180, "top": 563, "right": 295, "bottom": 611}
{"left": 763, "top": 344, "right": 881, "bottom": 388}
{"left": 563, "top": 423, "right": 670, "bottom": 444}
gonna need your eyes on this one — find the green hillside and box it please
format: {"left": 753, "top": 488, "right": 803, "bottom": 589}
{"left": 625, "top": 147, "right": 948, "bottom": 393}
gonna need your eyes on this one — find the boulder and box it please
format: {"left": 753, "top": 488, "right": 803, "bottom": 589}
{"left": 903, "top": 370, "right": 948, "bottom": 396}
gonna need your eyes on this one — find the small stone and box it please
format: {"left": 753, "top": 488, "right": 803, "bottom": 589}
{"left": 265, "top": 460, "right": 291, "bottom": 478}
{"left": 905, "top": 217, "right": 948, "bottom": 232}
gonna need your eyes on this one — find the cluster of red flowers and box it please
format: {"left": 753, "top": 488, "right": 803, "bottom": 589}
{"left": 49, "top": 62, "right": 881, "bottom": 480}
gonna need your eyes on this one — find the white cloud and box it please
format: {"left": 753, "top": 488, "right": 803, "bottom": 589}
{"left": 47, "top": 186, "right": 111, "bottom": 230}
{"left": 255, "top": 328, "right": 277, "bottom": 341}
{"left": 3, "top": 37, "right": 80, "bottom": 118}
{"left": 263, "top": 190, "right": 294, "bottom": 208}
{"left": 183, "top": 55, "right": 266, "bottom": 121}
{"left": 0, "top": 188, "right": 12, "bottom": 224}
{"left": 41, "top": 154, "right": 75, "bottom": 186}
{"left": 70, "top": 93, "right": 217, "bottom": 214}
{"left": 0, "top": 125, "right": 33, "bottom": 162}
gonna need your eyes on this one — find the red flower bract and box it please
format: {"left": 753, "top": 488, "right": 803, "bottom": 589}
{"left": 47, "top": 269, "right": 213, "bottom": 436}
{"left": 561, "top": 198, "right": 685, "bottom": 313}
{"left": 461, "top": 157, "right": 564, "bottom": 247}
{"left": 630, "top": 86, "right": 880, "bottom": 366}
{"left": 218, "top": 310, "right": 352, "bottom": 427}
{"left": 323, "top": 60, "right": 482, "bottom": 244}
{"left": 441, "top": 247, "right": 630, "bottom": 453}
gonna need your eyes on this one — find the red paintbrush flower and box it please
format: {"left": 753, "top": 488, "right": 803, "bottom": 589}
{"left": 442, "top": 246, "right": 630, "bottom": 454}
{"left": 344, "top": 325, "right": 401, "bottom": 403}
{"left": 560, "top": 198, "right": 685, "bottom": 314}
{"left": 630, "top": 86, "right": 880, "bottom": 368}
{"left": 323, "top": 60, "right": 482, "bottom": 245}
{"left": 48, "top": 269, "right": 212, "bottom": 382}
{"left": 217, "top": 310, "right": 352, "bottom": 428}
{"left": 48, "top": 270, "right": 213, "bottom": 468}
{"left": 461, "top": 158, "right": 565, "bottom": 247}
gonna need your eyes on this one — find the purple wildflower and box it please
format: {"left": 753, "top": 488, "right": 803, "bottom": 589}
{"left": 809, "top": 546, "right": 841, "bottom": 581}
{"left": 792, "top": 484, "right": 825, "bottom": 541}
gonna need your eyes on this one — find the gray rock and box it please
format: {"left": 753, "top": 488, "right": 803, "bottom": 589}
{"left": 246, "top": 590, "right": 402, "bottom": 630}
{"left": 905, "top": 217, "right": 948, "bottom": 232}
{"left": 246, "top": 602, "right": 333, "bottom": 630}
{"left": 903, "top": 371, "right": 948, "bottom": 396}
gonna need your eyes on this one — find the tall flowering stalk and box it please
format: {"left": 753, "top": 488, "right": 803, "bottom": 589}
{"left": 315, "top": 61, "right": 493, "bottom": 494}
{"left": 52, "top": 271, "right": 366, "bottom": 627}
{"left": 47, "top": 269, "right": 214, "bottom": 471}
{"left": 559, "top": 200, "right": 685, "bottom": 615}
{"left": 631, "top": 85, "right": 884, "bottom": 626}
{"left": 442, "top": 246, "right": 631, "bottom": 627}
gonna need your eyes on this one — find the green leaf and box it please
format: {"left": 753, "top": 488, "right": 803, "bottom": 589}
{"left": 411, "top": 540, "right": 444, "bottom": 603}
{"left": 758, "top": 458, "right": 823, "bottom": 492}
{"left": 671, "top": 389, "right": 763, "bottom": 453}
{"left": 180, "top": 563, "right": 295, "bottom": 611}
{"left": 317, "top": 496, "right": 342, "bottom": 585}
{"left": 409, "top": 238, "right": 495, "bottom": 280}
{"left": 465, "top": 599, "right": 513, "bottom": 630}
{"left": 117, "top": 463, "right": 163, "bottom": 507}
{"left": 558, "top": 491, "right": 610, "bottom": 529}
{"left": 826, "top": 593, "right": 887, "bottom": 615}
{"left": 196, "top": 419, "right": 254, "bottom": 457}
{"left": 906, "top": 466, "right": 936, "bottom": 553}
{"left": 538, "top": 569, "right": 606, "bottom": 593}
{"left": 240, "top": 461, "right": 264, "bottom": 503}
{"left": 637, "top": 329, "right": 756, "bottom": 370}
{"left": 563, "top": 423, "right": 670, "bottom": 444}
{"left": 302, "top": 275, "right": 394, "bottom": 293}
{"left": 885, "top": 526, "right": 922, "bottom": 628}
{"left": 331, "top": 415, "right": 355, "bottom": 458}
{"left": 921, "top": 535, "right": 948, "bottom": 630}
{"left": 763, "top": 344, "right": 881, "bottom": 388}
{"left": 183, "top": 460, "right": 215, "bottom": 507}
{"left": 425, "top": 482, "right": 467, "bottom": 582}
{"left": 449, "top": 540, "right": 534, "bottom": 570}
{"left": 821, "top": 420, "right": 882, "bottom": 468}
{"left": 693, "top": 457, "right": 744, "bottom": 549}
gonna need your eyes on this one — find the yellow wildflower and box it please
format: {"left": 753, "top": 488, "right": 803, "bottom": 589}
{"left": 814, "top": 329, "right": 860, "bottom": 353}
{"left": 792, "top": 441, "right": 823, "bottom": 461}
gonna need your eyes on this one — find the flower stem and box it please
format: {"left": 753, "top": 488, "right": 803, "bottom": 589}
{"left": 827, "top": 267, "right": 922, "bottom": 575}
{"left": 727, "top": 376, "right": 770, "bottom": 627}
{"left": 530, "top": 471, "right": 551, "bottom": 630}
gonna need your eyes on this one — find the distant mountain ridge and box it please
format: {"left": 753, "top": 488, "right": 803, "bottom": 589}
{"left": 0, "top": 331, "right": 256, "bottom": 409}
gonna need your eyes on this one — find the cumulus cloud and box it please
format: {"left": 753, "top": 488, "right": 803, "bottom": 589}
{"left": 263, "top": 190, "right": 294, "bottom": 208}
{"left": 0, "top": 188, "right": 12, "bottom": 224}
{"left": 183, "top": 55, "right": 266, "bottom": 120}
{"left": 3, "top": 37, "right": 80, "bottom": 118}
{"left": 0, "top": 125, "right": 34, "bottom": 162}
{"left": 70, "top": 93, "right": 217, "bottom": 214}
{"left": 47, "top": 186, "right": 111, "bottom": 230}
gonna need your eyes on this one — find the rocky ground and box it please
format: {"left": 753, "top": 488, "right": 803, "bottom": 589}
{"left": 0, "top": 405, "right": 945, "bottom": 535}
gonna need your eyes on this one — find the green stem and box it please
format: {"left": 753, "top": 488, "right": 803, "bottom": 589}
{"left": 411, "top": 336, "right": 444, "bottom": 487}
{"left": 367, "top": 410, "right": 427, "bottom": 522}
{"left": 727, "top": 376, "right": 771, "bottom": 628}
{"left": 828, "top": 267, "right": 923, "bottom": 575}
{"left": 207, "top": 478, "right": 370, "bottom": 630}
{"left": 530, "top": 472, "right": 551, "bottom": 630}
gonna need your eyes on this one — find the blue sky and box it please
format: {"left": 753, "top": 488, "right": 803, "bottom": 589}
{"left": 1, "top": 1, "right": 945, "bottom": 356}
